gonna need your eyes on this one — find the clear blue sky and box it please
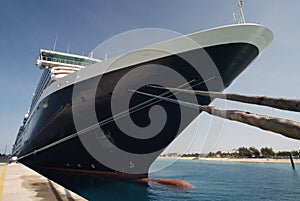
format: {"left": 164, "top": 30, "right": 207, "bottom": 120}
{"left": 0, "top": 0, "right": 299, "bottom": 154}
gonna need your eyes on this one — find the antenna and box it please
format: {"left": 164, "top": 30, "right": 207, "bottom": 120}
{"left": 53, "top": 34, "right": 58, "bottom": 51}
{"left": 233, "top": 12, "right": 237, "bottom": 22}
{"left": 4, "top": 145, "right": 7, "bottom": 155}
{"left": 238, "top": 0, "right": 246, "bottom": 24}
{"left": 67, "top": 43, "right": 70, "bottom": 53}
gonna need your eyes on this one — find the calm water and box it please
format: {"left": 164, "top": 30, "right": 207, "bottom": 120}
{"left": 51, "top": 158, "right": 300, "bottom": 201}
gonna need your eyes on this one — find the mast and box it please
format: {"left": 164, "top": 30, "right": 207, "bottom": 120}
{"left": 4, "top": 145, "right": 7, "bottom": 155}
{"left": 238, "top": 0, "right": 246, "bottom": 24}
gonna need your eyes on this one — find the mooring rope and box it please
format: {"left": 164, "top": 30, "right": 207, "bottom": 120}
{"left": 18, "top": 76, "right": 216, "bottom": 160}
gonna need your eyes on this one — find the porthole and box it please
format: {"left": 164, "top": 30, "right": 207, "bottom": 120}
{"left": 42, "top": 100, "right": 48, "bottom": 108}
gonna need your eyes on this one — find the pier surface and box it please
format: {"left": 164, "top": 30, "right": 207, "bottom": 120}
{"left": 0, "top": 163, "right": 87, "bottom": 201}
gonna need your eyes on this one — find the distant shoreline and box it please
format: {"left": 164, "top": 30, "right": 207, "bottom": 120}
{"left": 159, "top": 156, "right": 300, "bottom": 164}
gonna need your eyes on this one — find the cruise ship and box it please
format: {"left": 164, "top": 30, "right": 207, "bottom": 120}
{"left": 12, "top": 23, "right": 273, "bottom": 182}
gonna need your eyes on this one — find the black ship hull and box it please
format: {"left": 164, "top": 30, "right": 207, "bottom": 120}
{"left": 17, "top": 42, "right": 258, "bottom": 181}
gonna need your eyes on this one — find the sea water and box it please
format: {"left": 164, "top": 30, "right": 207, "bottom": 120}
{"left": 59, "top": 158, "right": 300, "bottom": 201}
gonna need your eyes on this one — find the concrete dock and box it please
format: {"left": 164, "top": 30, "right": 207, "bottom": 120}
{"left": 0, "top": 163, "right": 87, "bottom": 201}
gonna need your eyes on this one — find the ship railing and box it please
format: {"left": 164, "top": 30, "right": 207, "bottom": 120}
{"left": 41, "top": 56, "right": 94, "bottom": 67}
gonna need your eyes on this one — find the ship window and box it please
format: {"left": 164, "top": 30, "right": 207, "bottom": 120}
{"left": 43, "top": 100, "right": 48, "bottom": 108}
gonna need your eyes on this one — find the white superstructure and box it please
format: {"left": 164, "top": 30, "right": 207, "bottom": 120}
{"left": 36, "top": 49, "right": 102, "bottom": 82}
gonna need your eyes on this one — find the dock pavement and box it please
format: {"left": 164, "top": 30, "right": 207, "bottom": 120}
{"left": 0, "top": 163, "right": 87, "bottom": 201}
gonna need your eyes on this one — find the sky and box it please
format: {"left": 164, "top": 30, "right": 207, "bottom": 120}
{"left": 0, "top": 0, "right": 299, "bottom": 154}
